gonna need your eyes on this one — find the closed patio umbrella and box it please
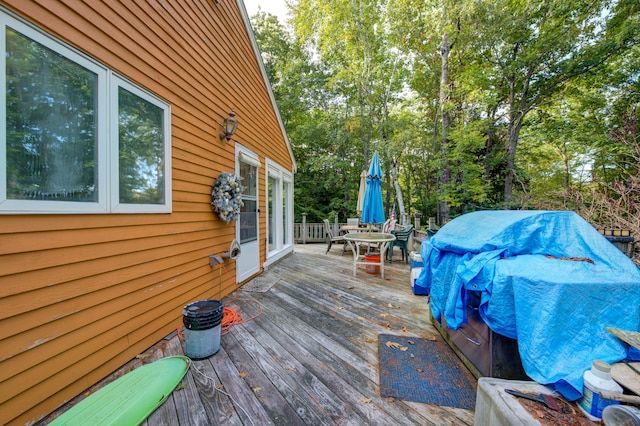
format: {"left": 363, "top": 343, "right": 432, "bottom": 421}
{"left": 356, "top": 170, "right": 367, "bottom": 216}
{"left": 361, "top": 151, "right": 385, "bottom": 225}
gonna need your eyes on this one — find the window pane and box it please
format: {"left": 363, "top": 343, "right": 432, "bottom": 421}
{"left": 239, "top": 160, "right": 258, "bottom": 243}
{"left": 240, "top": 161, "right": 257, "bottom": 196}
{"left": 239, "top": 198, "right": 257, "bottom": 243}
{"left": 6, "top": 28, "right": 98, "bottom": 201}
{"left": 268, "top": 176, "right": 276, "bottom": 252}
{"left": 283, "top": 181, "right": 290, "bottom": 245}
{"left": 118, "top": 87, "right": 165, "bottom": 204}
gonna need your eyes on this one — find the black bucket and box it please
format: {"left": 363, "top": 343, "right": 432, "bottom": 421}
{"left": 182, "top": 300, "right": 224, "bottom": 359}
{"left": 183, "top": 300, "right": 224, "bottom": 330}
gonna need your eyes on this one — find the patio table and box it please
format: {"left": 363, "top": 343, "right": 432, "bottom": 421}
{"left": 343, "top": 232, "right": 396, "bottom": 278}
{"left": 340, "top": 225, "right": 379, "bottom": 234}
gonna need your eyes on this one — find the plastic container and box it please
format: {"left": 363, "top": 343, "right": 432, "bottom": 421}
{"left": 364, "top": 254, "right": 380, "bottom": 274}
{"left": 602, "top": 405, "right": 640, "bottom": 426}
{"left": 182, "top": 300, "right": 224, "bottom": 359}
{"left": 409, "top": 251, "right": 423, "bottom": 269}
{"left": 577, "top": 360, "right": 623, "bottom": 421}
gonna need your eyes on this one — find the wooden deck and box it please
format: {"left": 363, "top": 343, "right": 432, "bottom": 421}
{"left": 42, "top": 243, "right": 475, "bottom": 425}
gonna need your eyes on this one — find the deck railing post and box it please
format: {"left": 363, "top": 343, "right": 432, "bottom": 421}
{"left": 302, "top": 213, "right": 307, "bottom": 244}
{"left": 411, "top": 212, "right": 422, "bottom": 252}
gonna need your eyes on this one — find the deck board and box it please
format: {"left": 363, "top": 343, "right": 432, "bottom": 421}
{"left": 41, "top": 243, "right": 475, "bottom": 425}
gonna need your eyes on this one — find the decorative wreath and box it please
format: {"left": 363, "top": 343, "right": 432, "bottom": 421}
{"left": 211, "top": 172, "right": 244, "bottom": 223}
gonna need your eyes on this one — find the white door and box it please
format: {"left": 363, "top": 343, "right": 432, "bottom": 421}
{"left": 236, "top": 150, "right": 260, "bottom": 283}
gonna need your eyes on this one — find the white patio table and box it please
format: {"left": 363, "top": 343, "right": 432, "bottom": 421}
{"left": 343, "top": 232, "right": 396, "bottom": 278}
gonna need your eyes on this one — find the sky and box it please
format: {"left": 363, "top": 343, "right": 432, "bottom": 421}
{"left": 242, "top": 0, "right": 290, "bottom": 23}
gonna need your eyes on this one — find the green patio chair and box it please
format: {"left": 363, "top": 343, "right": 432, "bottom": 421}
{"left": 387, "top": 225, "right": 414, "bottom": 263}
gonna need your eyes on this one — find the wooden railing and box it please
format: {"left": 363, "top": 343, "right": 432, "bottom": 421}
{"left": 294, "top": 214, "right": 437, "bottom": 247}
{"left": 294, "top": 222, "right": 326, "bottom": 243}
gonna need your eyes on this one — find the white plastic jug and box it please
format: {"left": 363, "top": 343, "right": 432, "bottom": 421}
{"left": 577, "top": 360, "right": 623, "bottom": 421}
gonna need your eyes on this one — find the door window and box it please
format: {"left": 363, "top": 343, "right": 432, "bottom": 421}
{"left": 239, "top": 160, "right": 258, "bottom": 244}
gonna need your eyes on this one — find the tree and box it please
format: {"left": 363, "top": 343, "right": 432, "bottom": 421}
{"left": 290, "top": 0, "right": 409, "bottom": 219}
{"left": 468, "top": 0, "right": 640, "bottom": 201}
{"left": 250, "top": 0, "right": 640, "bottom": 234}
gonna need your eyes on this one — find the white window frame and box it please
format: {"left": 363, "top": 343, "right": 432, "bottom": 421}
{"left": 0, "top": 9, "right": 171, "bottom": 214}
{"left": 265, "top": 159, "right": 294, "bottom": 265}
{"left": 110, "top": 76, "right": 172, "bottom": 214}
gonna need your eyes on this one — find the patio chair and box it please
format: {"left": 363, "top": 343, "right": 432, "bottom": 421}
{"left": 323, "top": 219, "right": 346, "bottom": 255}
{"left": 387, "top": 225, "right": 414, "bottom": 263}
{"left": 382, "top": 218, "right": 396, "bottom": 233}
{"left": 347, "top": 218, "right": 360, "bottom": 227}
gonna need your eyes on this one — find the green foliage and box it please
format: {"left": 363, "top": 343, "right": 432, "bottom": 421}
{"left": 444, "top": 125, "right": 489, "bottom": 209}
{"left": 250, "top": 0, "right": 640, "bottom": 228}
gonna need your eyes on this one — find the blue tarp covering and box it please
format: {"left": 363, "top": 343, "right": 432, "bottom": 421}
{"left": 415, "top": 210, "right": 640, "bottom": 400}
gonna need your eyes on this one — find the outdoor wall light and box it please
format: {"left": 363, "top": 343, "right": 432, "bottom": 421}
{"left": 219, "top": 110, "right": 238, "bottom": 141}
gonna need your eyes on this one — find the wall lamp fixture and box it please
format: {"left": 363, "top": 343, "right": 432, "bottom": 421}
{"left": 219, "top": 110, "right": 238, "bottom": 141}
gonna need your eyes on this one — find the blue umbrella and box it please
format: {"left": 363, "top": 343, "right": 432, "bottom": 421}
{"left": 361, "top": 151, "right": 385, "bottom": 225}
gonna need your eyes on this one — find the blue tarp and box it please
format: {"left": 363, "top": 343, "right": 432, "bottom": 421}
{"left": 415, "top": 210, "right": 640, "bottom": 400}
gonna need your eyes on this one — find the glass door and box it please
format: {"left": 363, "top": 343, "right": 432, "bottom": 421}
{"left": 236, "top": 149, "right": 260, "bottom": 282}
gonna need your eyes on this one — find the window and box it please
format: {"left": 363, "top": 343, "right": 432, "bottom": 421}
{"left": 266, "top": 160, "right": 293, "bottom": 257}
{"left": 111, "top": 79, "right": 170, "bottom": 213}
{"left": 0, "top": 11, "right": 171, "bottom": 213}
{"left": 283, "top": 180, "right": 291, "bottom": 245}
{"left": 238, "top": 159, "right": 258, "bottom": 244}
{"left": 267, "top": 175, "right": 277, "bottom": 253}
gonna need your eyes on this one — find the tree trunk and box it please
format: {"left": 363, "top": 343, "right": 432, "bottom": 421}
{"left": 484, "top": 107, "right": 497, "bottom": 182}
{"left": 438, "top": 32, "right": 451, "bottom": 224}
{"left": 504, "top": 64, "right": 533, "bottom": 202}
{"left": 504, "top": 121, "right": 521, "bottom": 202}
{"left": 391, "top": 160, "right": 406, "bottom": 224}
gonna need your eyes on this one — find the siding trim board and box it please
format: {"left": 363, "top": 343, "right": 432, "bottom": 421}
{"left": 0, "top": 1, "right": 295, "bottom": 424}
{"left": 236, "top": 0, "right": 297, "bottom": 173}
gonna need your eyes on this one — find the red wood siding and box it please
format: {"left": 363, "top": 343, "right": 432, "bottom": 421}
{"left": 0, "top": 0, "right": 293, "bottom": 424}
